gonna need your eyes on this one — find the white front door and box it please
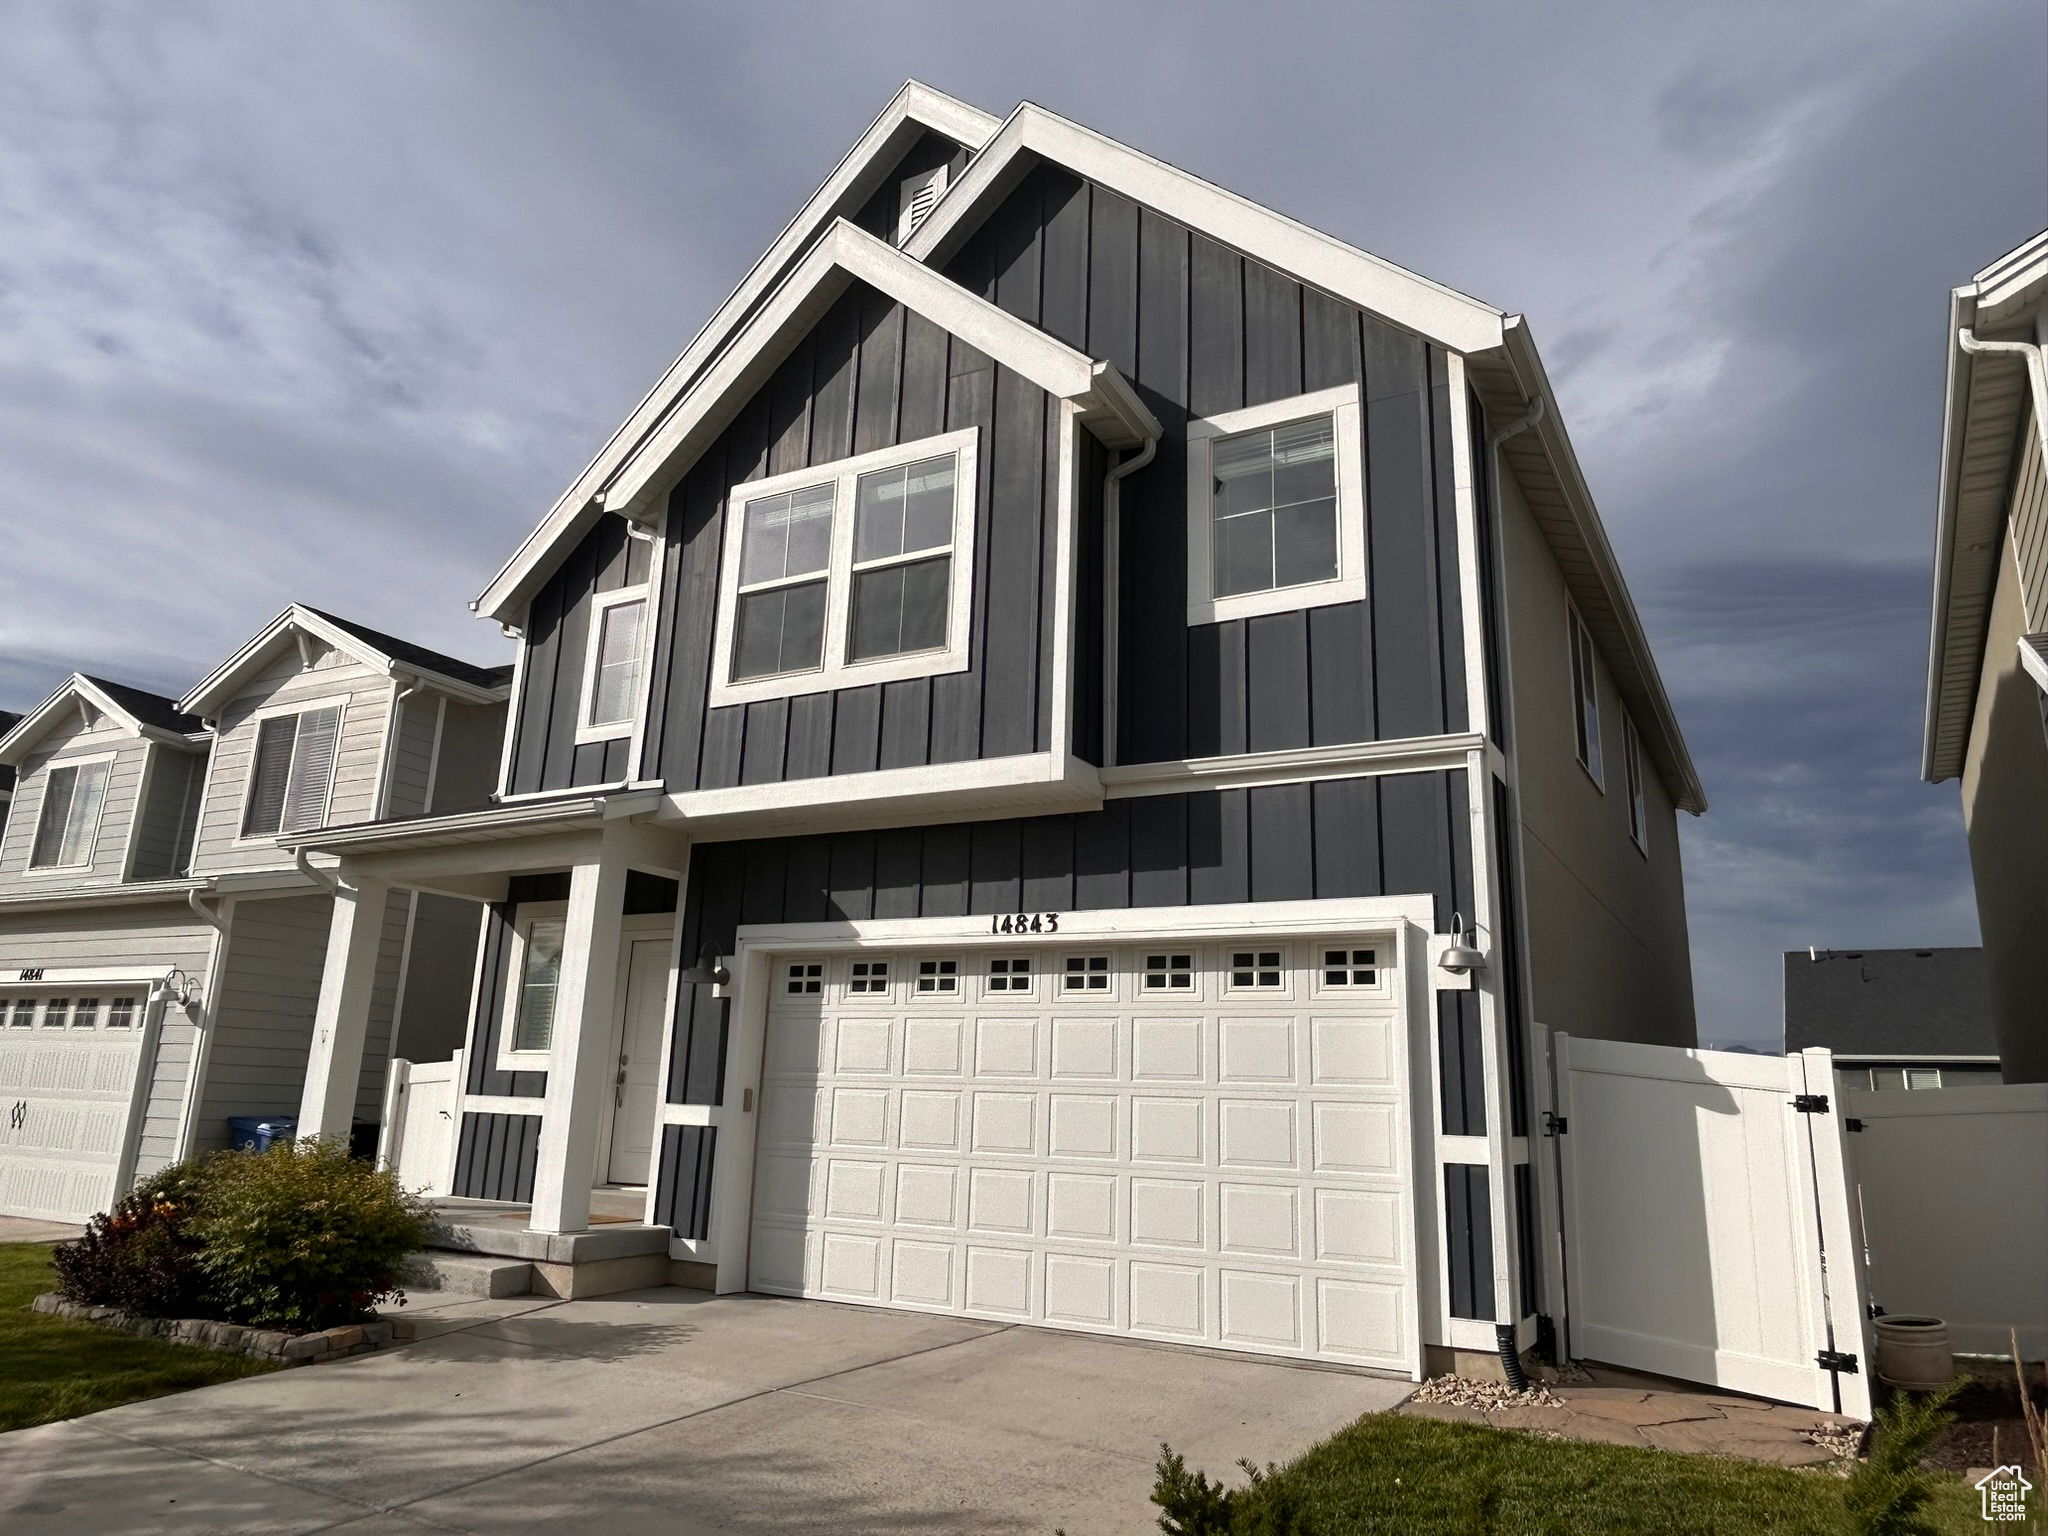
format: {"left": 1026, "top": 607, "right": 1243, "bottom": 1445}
{"left": 748, "top": 937, "right": 1417, "bottom": 1372}
{"left": 605, "top": 936, "right": 672, "bottom": 1186}
{"left": 0, "top": 994, "right": 149, "bottom": 1223}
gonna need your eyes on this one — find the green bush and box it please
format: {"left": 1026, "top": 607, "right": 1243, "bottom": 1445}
{"left": 1842, "top": 1382, "right": 1960, "bottom": 1536}
{"left": 1153, "top": 1445, "right": 1318, "bottom": 1536}
{"left": 51, "top": 1164, "right": 210, "bottom": 1318}
{"left": 193, "top": 1138, "right": 434, "bottom": 1331}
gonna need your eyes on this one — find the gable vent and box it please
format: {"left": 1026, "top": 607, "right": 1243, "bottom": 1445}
{"left": 896, "top": 165, "right": 948, "bottom": 246}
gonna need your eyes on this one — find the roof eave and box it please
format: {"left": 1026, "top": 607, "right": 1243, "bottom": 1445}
{"left": 178, "top": 606, "right": 506, "bottom": 718}
{"left": 0, "top": 674, "right": 148, "bottom": 767}
{"left": 1922, "top": 286, "right": 1977, "bottom": 783}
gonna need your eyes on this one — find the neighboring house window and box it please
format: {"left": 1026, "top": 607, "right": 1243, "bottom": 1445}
{"left": 1624, "top": 714, "right": 1648, "bottom": 853}
{"left": 1870, "top": 1067, "right": 1944, "bottom": 1090}
{"left": 28, "top": 756, "right": 113, "bottom": 869}
{"left": 1185, "top": 384, "right": 1366, "bottom": 626}
{"left": 709, "top": 428, "right": 980, "bottom": 707}
{"left": 1568, "top": 605, "right": 1603, "bottom": 788}
{"left": 577, "top": 586, "right": 649, "bottom": 742}
{"left": 897, "top": 164, "right": 948, "bottom": 244}
{"left": 241, "top": 705, "right": 343, "bottom": 837}
{"left": 506, "top": 914, "right": 566, "bottom": 1058}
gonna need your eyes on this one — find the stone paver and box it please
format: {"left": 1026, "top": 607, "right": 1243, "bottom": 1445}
{"left": 1398, "top": 1363, "right": 1861, "bottom": 1465}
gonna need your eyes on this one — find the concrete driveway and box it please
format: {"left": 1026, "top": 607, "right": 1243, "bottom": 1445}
{"left": 0, "top": 1287, "right": 1412, "bottom": 1534}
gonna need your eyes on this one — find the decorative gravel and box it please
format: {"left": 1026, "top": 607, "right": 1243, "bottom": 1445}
{"left": 1411, "top": 1374, "right": 1566, "bottom": 1411}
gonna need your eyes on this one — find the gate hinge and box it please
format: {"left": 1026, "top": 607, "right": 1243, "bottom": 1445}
{"left": 1791, "top": 1094, "right": 1831, "bottom": 1114}
{"left": 1844, "top": 1117, "right": 1864, "bottom": 1132}
{"left": 1542, "top": 1111, "right": 1566, "bottom": 1137}
{"left": 1816, "top": 1349, "right": 1859, "bottom": 1374}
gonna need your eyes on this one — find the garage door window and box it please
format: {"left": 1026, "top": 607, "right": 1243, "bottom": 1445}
{"left": 914, "top": 959, "right": 959, "bottom": 996}
{"left": 1062, "top": 955, "right": 1111, "bottom": 992}
{"left": 70, "top": 998, "right": 99, "bottom": 1028}
{"left": 785, "top": 963, "right": 822, "bottom": 996}
{"left": 1320, "top": 949, "right": 1379, "bottom": 988}
{"left": 106, "top": 997, "right": 136, "bottom": 1028}
{"left": 41, "top": 998, "right": 69, "bottom": 1028}
{"left": 7, "top": 1000, "right": 32, "bottom": 1027}
{"left": 1227, "top": 950, "right": 1286, "bottom": 992}
{"left": 1142, "top": 953, "right": 1196, "bottom": 992}
{"left": 849, "top": 960, "right": 890, "bottom": 995}
{"left": 985, "top": 957, "right": 1033, "bottom": 995}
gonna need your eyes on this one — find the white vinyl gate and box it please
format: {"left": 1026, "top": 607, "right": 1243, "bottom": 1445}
{"left": 1552, "top": 1037, "right": 1871, "bottom": 1417}
{"left": 749, "top": 939, "right": 1420, "bottom": 1372}
{"left": 0, "top": 1006, "right": 150, "bottom": 1224}
{"left": 378, "top": 1053, "right": 464, "bottom": 1197}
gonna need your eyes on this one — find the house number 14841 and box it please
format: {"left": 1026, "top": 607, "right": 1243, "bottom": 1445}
{"left": 989, "top": 912, "right": 1059, "bottom": 935}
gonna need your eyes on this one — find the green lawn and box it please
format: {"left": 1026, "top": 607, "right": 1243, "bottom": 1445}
{"left": 0, "top": 1243, "right": 275, "bottom": 1433}
{"left": 1166, "top": 1410, "right": 1989, "bottom": 1536}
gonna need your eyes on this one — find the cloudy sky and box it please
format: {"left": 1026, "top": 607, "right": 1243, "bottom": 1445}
{"left": 2, "top": 2, "right": 2043, "bottom": 1046}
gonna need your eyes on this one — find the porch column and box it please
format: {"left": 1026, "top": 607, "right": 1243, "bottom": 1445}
{"left": 529, "top": 830, "right": 629, "bottom": 1234}
{"left": 296, "top": 875, "right": 391, "bottom": 1142}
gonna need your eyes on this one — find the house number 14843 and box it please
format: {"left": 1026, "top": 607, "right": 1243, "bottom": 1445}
{"left": 989, "top": 912, "right": 1059, "bottom": 935}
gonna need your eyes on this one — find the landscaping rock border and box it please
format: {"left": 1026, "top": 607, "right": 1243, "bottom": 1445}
{"left": 32, "top": 1293, "right": 416, "bottom": 1365}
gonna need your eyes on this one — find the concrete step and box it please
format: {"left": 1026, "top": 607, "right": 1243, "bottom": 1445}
{"left": 402, "top": 1250, "right": 533, "bottom": 1299}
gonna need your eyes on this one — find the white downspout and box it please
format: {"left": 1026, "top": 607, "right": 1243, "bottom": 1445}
{"left": 1958, "top": 329, "right": 2048, "bottom": 629}
{"left": 1488, "top": 393, "right": 1544, "bottom": 450}
{"left": 1101, "top": 435, "right": 1159, "bottom": 768}
{"left": 293, "top": 847, "right": 341, "bottom": 894}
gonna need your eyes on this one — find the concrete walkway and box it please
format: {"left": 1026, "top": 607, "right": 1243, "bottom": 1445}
{"left": 0, "top": 1287, "right": 1412, "bottom": 1534}
{"left": 0, "top": 1216, "right": 84, "bottom": 1244}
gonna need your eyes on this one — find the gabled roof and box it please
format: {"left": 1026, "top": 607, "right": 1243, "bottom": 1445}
{"left": 903, "top": 101, "right": 1505, "bottom": 356}
{"left": 1783, "top": 946, "right": 1997, "bottom": 1060}
{"left": 472, "top": 81, "right": 1000, "bottom": 624}
{"left": 179, "top": 605, "right": 513, "bottom": 718}
{"left": 0, "top": 675, "right": 204, "bottom": 768}
{"left": 1923, "top": 227, "right": 2048, "bottom": 782}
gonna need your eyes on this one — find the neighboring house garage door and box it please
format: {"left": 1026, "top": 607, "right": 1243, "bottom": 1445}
{"left": 0, "top": 993, "right": 148, "bottom": 1224}
{"left": 749, "top": 938, "right": 1416, "bottom": 1371}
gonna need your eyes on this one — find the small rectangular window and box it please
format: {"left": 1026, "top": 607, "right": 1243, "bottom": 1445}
{"left": 1062, "top": 955, "right": 1110, "bottom": 991}
{"left": 915, "top": 959, "right": 959, "bottom": 995}
{"left": 106, "top": 997, "right": 137, "bottom": 1029}
{"left": 7, "top": 1000, "right": 34, "bottom": 1028}
{"left": 29, "top": 759, "right": 112, "bottom": 869}
{"left": 42, "top": 997, "right": 70, "bottom": 1029}
{"left": 1322, "top": 949, "right": 1378, "bottom": 987}
{"left": 585, "top": 595, "right": 648, "bottom": 730}
{"left": 1143, "top": 954, "right": 1195, "bottom": 991}
{"left": 71, "top": 997, "right": 99, "bottom": 1028}
{"left": 849, "top": 960, "right": 890, "bottom": 995}
{"left": 987, "top": 956, "right": 1033, "bottom": 992}
{"left": 1229, "top": 951, "right": 1283, "bottom": 989}
{"left": 1568, "top": 606, "right": 1603, "bottom": 788}
{"left": 242, "top": 706, "right": 343, "bottom": 837}
{"left": 732, "top": 484, "right": 836, "bottom": 682}
{"left": 785, "top": 962, "right": 823, "bottom": 995}
{"left": 1624, "top": 714, "right": 1648, "bottom": 853}
{"left": 1904, "top": 1067, "right": 1942, "bottom": 1090}
{"left": 510, "top": 920, "right": 565, "bottom": 1053}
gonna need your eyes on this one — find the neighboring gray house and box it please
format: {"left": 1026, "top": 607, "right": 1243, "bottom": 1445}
{"left": 1785, "top": 947, "right": 2002, "bottom": 1090}
{"left": 0, "top": 607, "right": 512, "bottom": 1224}
{"left": 287, "top": 83, "right": 1706, "bottom": 1379}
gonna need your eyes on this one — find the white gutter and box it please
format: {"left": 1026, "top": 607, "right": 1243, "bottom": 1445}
{"left": 187, "top": 888, "right": 227, "bottom": 932}
{"left": 1959, "top": 327, "right": 2048, "bottom": 627}
{"left": 1100, "top": 435, "right": 1159, "bottom": 768}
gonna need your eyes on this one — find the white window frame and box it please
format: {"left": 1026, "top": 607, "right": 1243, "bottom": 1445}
{"left": 1566, "top": 604, "right": 1604, "bottom": 791}
{"left": 1222, "top": 943, "right": 1294, "bottom": 997}
{"left": 1185, "top": 383, "right": 1366, "bottom": 626}
{"left": 497, "top": 901, "right": 569, "bottom": 1071}
{"left": 1623, "top": 712, "right": 1648, "bottom": 855}
{"left": 23, "top": 750, "right": 117, "bottom": 874}
{"left": 707, "top": 427, "right": 981, "bottom": 709}
{"left": 575, "top": 584, "right": 654, "bottom": 745}
{"left": 234, "top": 693, "right": 351, "bottom": 845}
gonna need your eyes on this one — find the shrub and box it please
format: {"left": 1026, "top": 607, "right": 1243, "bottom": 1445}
{"left": 51, "top": 1164, "right": 209, "bottom": 1317}
{"left": 1152, "top": 1445, "right": 1318, "bottom": 1536}
{"left": 192, "top": 1138, "right": 433, "bottom": 1331}
{"left": 1842, "top": 1381, "right": 1960, "bottom": 1536}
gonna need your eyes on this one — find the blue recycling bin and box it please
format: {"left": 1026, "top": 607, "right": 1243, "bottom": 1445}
{"left": 227, "top": 1116, "right": 296, "bottom": 1153}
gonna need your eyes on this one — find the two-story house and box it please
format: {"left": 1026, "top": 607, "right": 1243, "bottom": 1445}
{"left": 0, "top": 608, "right": 511, "bottom": 1223}
{"left": 287, "top": 84, "right": 1703, "bottom": 1378}
{"left": 1925, "top": 227, "right": 2048, "bottom": 1084}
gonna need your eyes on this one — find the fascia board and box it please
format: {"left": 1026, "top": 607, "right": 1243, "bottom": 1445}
{"left": 599, "top": 222, "right": 1129, "bottom": 527}
{"left": 178, "top": 606, "right": 393, "bottom": 717}
{"left": 1922, "top": 287, "right": 1977, "bottom": 782}
{"left": 0, "top": 675, "right": 147, "bottom": 766}
{"left": 1969, "top": 227, "right": 2048, "bottom": 328}
{"left": 905, "top": 105, "right": 1506, "bottom": 357}
{"left": 473, "top": 83, "right": 1001, "bottom": 625}
{"left": 1498, "top": 320, "right": 1707, "bottom": 814}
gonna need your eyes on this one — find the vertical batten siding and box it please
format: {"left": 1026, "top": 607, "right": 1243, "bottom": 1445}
{"left": 1444, "top": 1163, "right": 1496, "bottom": 1321}
{"left": 939, "top": 163, "right": 1469, "bottom": 765}
{"left": 452, "top": 1111, "right": 540, "bottom": 1202}
{"left": 189, "top": 649, "right": 397, "bottom": 876}
{"left": 651, "top": 1123, "right": 716, "bottom": 1240}
{"left": 1512, "top": 1160, "right": 1540, "bottom": 1320}
{"left": 0, "top": 722, "right": 151, "bottom": 895}
{"left": 192, "top": 894, "right": 334, "bottom": 1149}
{"left": 383, "top": 697, "right": 441, "bottom": 819}
{"left": 666, "top": 768, "right": 1473, "bottom": 1107}
{"left": 507, "top": 516, "right": 645, "bottom": 795}
{"left": 460, "top": 879, "right": 558, "bottom": 1100}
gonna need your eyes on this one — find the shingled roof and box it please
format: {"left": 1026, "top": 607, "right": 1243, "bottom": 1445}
{"left": 1783, "top": 947, "right": 1997, "bottom": 1059}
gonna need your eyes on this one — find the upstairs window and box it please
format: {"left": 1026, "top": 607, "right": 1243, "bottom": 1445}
{"left": 1567, "top": 606, "right": 1603, "bottom": 789}
{"left": 1624, "top": 714, "right": 1648, "bottom": 853}
{"left": 1186, "top": 384, "right": 1365, "bottom": 626}
{"left": 242, "top": 704, "right": 342, "bottom": 837}
{"left": 710, "top": 429, "right": 979, "bottom": 707}
{"left": 578, "top": 587, "right": 649, "bottom": 741}
{"left": 28, "top": 755, "right": 113, "bottom": 870}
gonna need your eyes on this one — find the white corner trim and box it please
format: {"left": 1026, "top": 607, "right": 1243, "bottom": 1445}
{"left": 1184, "top": 384, "right": 1366, "bottom": 627}
{"left": 1100, "top": 732, "right": 1487, "bottom": 798}
{"left": 706, "top": 427, "right": 981, "bottom": 709}
{"left": 905, "top": 105, "right": 1505, "bottom": 356}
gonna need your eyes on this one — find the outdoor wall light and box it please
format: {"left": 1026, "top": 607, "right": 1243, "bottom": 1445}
{"left": 1437, "top": 914, "right": 1486, "bottom": 976}
{"left": 149, "top": 968, "right": 198, "bottom": 1008}
{"left": 677, "top": 944, "right": 730, "bottom": 988}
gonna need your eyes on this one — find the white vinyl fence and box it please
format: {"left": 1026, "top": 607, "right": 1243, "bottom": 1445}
{"left": 376, "top": 1053, "right": 463, "bottom": 1198}
{"left": 1844, "top": 1082, "right": 2048, "bottom": 1359}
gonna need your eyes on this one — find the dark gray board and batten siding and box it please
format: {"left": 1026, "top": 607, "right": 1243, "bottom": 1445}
{"left": 937, "top": 163, "right": 1470, "bottom": 765}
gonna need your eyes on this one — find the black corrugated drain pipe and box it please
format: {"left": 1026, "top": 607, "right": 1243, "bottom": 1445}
{"left": 1495, "top": 1323, "right": 1530, "bottom": 1393}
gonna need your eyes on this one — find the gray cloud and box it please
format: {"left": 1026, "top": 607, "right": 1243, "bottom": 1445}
{"left": 2, "top": 0, "right": 2040, "bottom": 1045}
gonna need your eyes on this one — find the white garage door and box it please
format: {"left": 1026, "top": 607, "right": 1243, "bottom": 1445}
{"left": 0, "top": 993, "right": 148, "bottom": 1223}
{"left": 749, "top": 938, "right": 1416, "bottom": 1371}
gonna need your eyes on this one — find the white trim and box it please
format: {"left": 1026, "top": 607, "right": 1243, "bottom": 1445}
{"left": 422, "top": 695, "right": 449, "bottom": 816}
{"left": 598, "top": 912, "right": 683, "bottom": 1187}
{"left": 460, "top": 1093, "right": 548, "bottom": 1119}
{"left": 173, "top": 897, "right": 233, "bottom": 1164}
{"left": 1565, "top": 601, "right": 1604, "bottom": 792}
{"left": 1623, "top": 712, "right": 1649, "bottom": 856}
{"left": 22, "top": 750, "right": 119, "bottom": 874}
{"left": 495, "top": 900, "right": 569, "bottom": 1072}
{"left": 904, "top": 104, "right": 1504, "bottom": 355}
{"left": 1446, "top": 357, "right": 1488, "bottom": 739}
{"left": 0, "top": 674, "right": 198, "bottom": 768}
{"left": 242, "top": 690, "right": 354, "bottom": 725}
{"left": 0, "top": 964, "right": 184, "bottom": 991}
{"left": 662, "top": 752, "right": 1098, "bottom": 837}
{"left": 1101, "top": 732, "right": 1487, "bottom": 797}
{"left": 574, "top": 585, "right": 653, "bottom": 745}
{"left": 1049, "top": 401, "right": 1080, "bottom": 763}
{"left": 625, "top": 510, "right": 671, "bottom": 786}
{"left": 1184, "top": 384, "right": 1366, "bottom": 626}
{"left": 494, "top": 623, "right": 531, "bottom": 799}
{"left": 178, "top": 605, "right": 509, "bottom": 718}
{"left": 706, "top": 428, "right": 981, "bottom": 708}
